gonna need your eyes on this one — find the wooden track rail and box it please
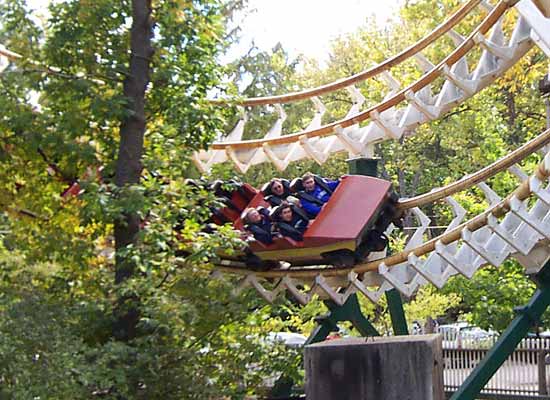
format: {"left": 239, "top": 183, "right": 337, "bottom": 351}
{"left": 398, "top": 128, "right": 550, "bottom": 210}
{"left": 211, "top": 0, "right": 513, "bottom": 151}
{"left": 215, "top": 0, "right": 483, "bottom": 107}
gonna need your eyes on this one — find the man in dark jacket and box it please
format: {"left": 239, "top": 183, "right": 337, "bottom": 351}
{"left": 299, "top": 172, "right": 340, "bottom": 217}
{"left": 274, "top": 204, "right": 309, "bottom": 242}
{"left": 243, "top": 207, "right": 275, "bottom": 245}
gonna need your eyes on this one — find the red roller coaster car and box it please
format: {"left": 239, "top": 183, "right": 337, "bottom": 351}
{"left": 212, "top": 175, "right": 401, "bottom": 269}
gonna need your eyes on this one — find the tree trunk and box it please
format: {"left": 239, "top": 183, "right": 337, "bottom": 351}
{"left": 113, "top": 0, "right": 154, "bottom": 342}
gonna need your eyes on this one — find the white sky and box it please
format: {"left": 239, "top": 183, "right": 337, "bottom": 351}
{"left": 26, "top": 0, "right": 403, "bottom": 64}
{"left": 229, "top": 0, "right": 403, "bottom": 63}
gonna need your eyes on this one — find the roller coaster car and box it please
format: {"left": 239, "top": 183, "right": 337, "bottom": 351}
{"left": 216, "top": 175, "right": 401, "bottom": 269}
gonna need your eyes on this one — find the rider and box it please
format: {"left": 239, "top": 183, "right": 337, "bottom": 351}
{"left": 242, "top": 207, "right": 275, "bottom": 245}
{"left": 298, "top": 172, "right": 340, "bottom": 218}
{"left": 262, "top": 178, "right": 291, "bottom": 206}
{"left": 273, "top": 203, "right": 309, "bottom": 242}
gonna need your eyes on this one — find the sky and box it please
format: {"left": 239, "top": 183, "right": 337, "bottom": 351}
{"left": 25, "top": 0, "right": 404, "bottom": 64}
{"left": 229, "top": 0, "right": 403, "bottom": 63}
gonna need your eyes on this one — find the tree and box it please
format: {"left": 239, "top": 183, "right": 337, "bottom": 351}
{"left": 0, "top": 0, "right": 308, "bottom": 398}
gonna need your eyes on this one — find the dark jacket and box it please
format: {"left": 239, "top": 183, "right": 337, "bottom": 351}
{"left": 276, "top": 209, "right": 309, "bottom": 242}
{"left": 244, "top": 208, "right": 274, "bottom": 245}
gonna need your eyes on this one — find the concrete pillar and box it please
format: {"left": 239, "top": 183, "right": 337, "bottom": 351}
{"left": 305, "top": 335, "right": 444, "bottom": 400}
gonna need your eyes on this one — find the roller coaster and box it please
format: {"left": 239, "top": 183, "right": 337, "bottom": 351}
{"left": 2, "top": 0, "right": 550, "bottom": 398}
{"left": 188, "top": 0, "right": 550, "bottom": 309}
{"left": 205, "top": 174, "right": 400, "bottom": 269}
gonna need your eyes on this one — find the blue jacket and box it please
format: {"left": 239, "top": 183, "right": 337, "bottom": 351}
{"left": 300, "top": 179, "right": 339, "bottom": 217}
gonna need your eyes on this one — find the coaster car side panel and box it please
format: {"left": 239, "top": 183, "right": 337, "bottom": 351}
{"left": 304, "top": 175, "right": 392, "bottom": 241}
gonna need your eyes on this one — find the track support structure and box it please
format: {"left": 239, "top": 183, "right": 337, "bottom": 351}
{"left": 305, "top": 294, "right": 381, "bottom": 345}
{"left": 386, "top": 288, "right": 409, "bottom": 335}
{"left": 451, "top": 261, "right": 550, "bottom": 400}
{"left": 451, "top": 62, "right": 550, "bottom": 400}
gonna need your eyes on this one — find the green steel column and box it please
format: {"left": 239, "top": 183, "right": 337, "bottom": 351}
{"left": 348, "top": 156, "right": 409, "bottom": 336}
{"left": 338, "top": 294, "right": 381, "bottom": 337}
{"left": 305, "top": 294, "right": 380, "bottom": 345}
{"left": 305, "top": 313, "right": 337, "bottom": 345}
{"left": 386, "top": 289, "right": 409, "bottom": 335}
{"left": 451, "top": 262, "right": 550, "bottom": 400}
{"left": 347, "top": 156, "right": 379, "bottom": 177}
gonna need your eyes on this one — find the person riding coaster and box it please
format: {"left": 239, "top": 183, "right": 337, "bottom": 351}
{"left": 290, "top": 172, "right": 340, "bottom": 218}
{"left": 270, "top": 203, "right": 310, "bottom": 242}
{"left": 261, "top": 178, "right": 292, "bottom": 207}
{"left": 242, "top": 207, "right": 276, "bottom": 245}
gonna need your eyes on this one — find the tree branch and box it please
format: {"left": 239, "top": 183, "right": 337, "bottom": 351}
{"left": 37, "top": 147, "right": 75, "bottom": 184}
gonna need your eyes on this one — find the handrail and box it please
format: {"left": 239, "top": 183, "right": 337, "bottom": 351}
{"left": 217, "top": 149, "right": 549, "bottom": 279}
{"left": 214, "top": 0, "right": 482, "bottom": 107}
{"left": 397, "top": 128, "right": 550, "bottom": 210}
{"left": 211, "top": 0, "right": 511, "bottom": 151}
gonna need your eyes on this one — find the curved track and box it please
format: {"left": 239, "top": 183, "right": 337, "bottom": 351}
{"left": 204, "top": 0, "right": 550, "bottom": 305}
{"left": 216, "top": 0, "right": 483, "bottom": 107}
{"left": 195, "top": 0, "right": 539, "bottom": 173}
{"left": 220, "top": 132, "right": 550, "bottom": 305}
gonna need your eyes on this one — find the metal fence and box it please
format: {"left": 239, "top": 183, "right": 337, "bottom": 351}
{"left": 444, "top": 338, "right": 550, "bottom": 399}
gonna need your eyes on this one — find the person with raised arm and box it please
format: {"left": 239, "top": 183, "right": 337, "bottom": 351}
{"left": 297, "top": 172, "right": 340, "bottom": 218}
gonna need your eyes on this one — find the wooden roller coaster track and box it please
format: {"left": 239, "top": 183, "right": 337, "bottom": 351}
{"left": 194, "top": 0, "right": 550, "bottom": 175}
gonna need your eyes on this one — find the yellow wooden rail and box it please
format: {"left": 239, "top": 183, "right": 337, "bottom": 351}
{"left": 398, "top": 128, "right": 550, "bottom": 210}
{"left": 211, "top": 1, "right": 512, "bottom": 151}
{"left": 214, "top": 0, "right": 482, "bottom": 107}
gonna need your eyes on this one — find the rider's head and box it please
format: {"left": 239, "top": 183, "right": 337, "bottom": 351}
{"left": 302, "top": 172, "right": 316, "bottom": 192}
{"left": 243, "top": 208, "right": 262, "bottom": 224}
{"left": 280, "top": 204, "right": 293, "bottom": 223}
{"left": 270, "top": 178, "right": 285, "bottom": 196}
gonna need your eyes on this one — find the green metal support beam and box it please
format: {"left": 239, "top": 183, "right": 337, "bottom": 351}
{"left": 451, "top": 261, "right": 550, "bottom": 400}
{"left": 385, "top": 288, "right": 409, "bottom": 335}
{"left": 305, "top": 294, "right": 380, "bottom": 345}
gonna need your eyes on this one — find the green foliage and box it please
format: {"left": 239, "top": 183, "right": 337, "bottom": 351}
{"left": 0, "top": 0, "right": 304, "bottom": 397}
{"left": 0, "top": 243, "right": 305, "bottom": 399}
{"left": 440, "top": 261, "right": 550, "bottom": 333}
{"left": 2, "top": 0, "right": 550, "bottom": 396}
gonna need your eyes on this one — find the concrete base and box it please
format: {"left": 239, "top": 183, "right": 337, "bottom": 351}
{"left": 304, "top": 334, "right": 444, "bottom": 400}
